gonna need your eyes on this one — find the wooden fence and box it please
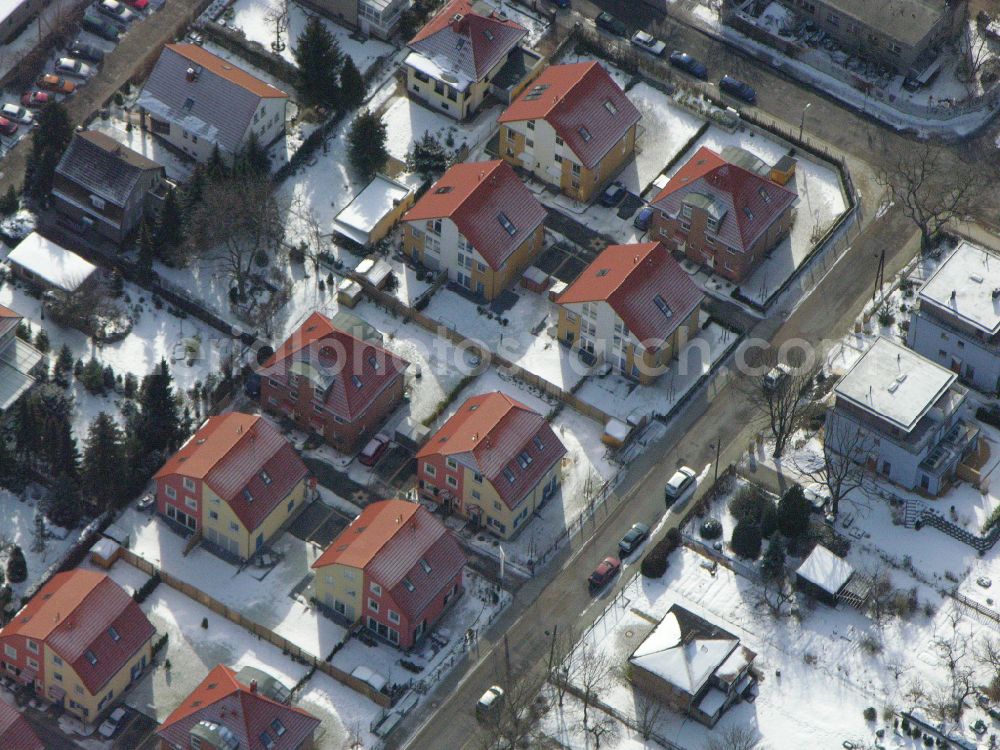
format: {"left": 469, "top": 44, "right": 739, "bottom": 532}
{"left": 118, "top": 547, "right": 392, "bottom": 707}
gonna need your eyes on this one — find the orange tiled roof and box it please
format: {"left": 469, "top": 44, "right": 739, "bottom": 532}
{"left": 312, "top": 499, "right": 419, "bottom": 570}
{"left": 166, "top": 43, "right": 287, "bottom": 99}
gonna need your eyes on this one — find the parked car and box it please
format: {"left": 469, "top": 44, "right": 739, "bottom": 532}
{"left": 0, "top": 104, "right": 32, "bottom": 125}
{"left": 98, "top": 707, "right": 127, "bottom": 738}
{"left": 719, "top": 74, "right": 757, "bottom": 103}
{"left": 668, "top": 51, "right": 708, "bottom": 80}
{"left": 633, "top": 206, "right": 654, "bottom": 231}
{"left": 631, "top": 31, "right": 666, "bottom": 57}
{"left": 70, "top": 39, "right": 105, "bottom": 62}
{"left": 358, "top": 433, "right": 390, "bottom": 466}
{"left": 618, "top": 523, "right": 650, "bottom": 557}
{"left": 595, "top": 11, "right": 627, "bottom": 37}
{"left": 37, "top": 74, "right": 76, "bottom": 94}
{"left": 599, "top": 180, "right": 627, "bottom": 207}
{"left": 124, "top": 0, "right": 149, "bottom": 9}
{"left": 664, "top": 467, "right": 696, "bottom": 507}
{"left": 98, "top": 0, "right": 136, "bottom": 24}
{"left": 0, "top": 117, "right": 17, "bottom": 137}
{"left": 476, "top": 686, "right": 504, "bottom": 721}
{"left": 550, "top": 0, "right": 570, "bottom": 7}
{"left": 588, "top": 556, "right": 621, "bottom": 590}
{"left": 82, "top": 11, "right": 120, "bottom": 40}
{"left": 21, "top": 90, "right": 51, "bottom": 108}
{"left": 55, "top": 57, "right": 92, "bottom": 78}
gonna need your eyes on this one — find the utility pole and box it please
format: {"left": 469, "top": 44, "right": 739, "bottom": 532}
{"left": 714, "top": 441, "right": 721, "bottom": 487}
{"left": 547, "top": 624, "right": 558, "bottom": 676}
{"left": 872, "top": 248, "right": 885, "bottom": 302}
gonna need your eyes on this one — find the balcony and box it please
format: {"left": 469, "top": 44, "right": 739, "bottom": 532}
{"left": 918, "top": 418, "right": 980, "bottom": 477}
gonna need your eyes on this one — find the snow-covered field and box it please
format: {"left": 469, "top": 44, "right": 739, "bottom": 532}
{"left": 381, "top": 95, "right": 502, "bottom": 165}
{"left": 106, "top": 507, "right": 349, "bottom": 660}
{"left": 575, "top": 320, "right": 736, "bottom": 424}
{"left": 226, "top": 0, "right": 393, "bottom": 73}
{"left": 423, "top": 282, "right": 586, "bottom": 392}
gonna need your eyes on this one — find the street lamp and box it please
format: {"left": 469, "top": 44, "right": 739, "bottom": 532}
{"left": 798, "top": 102, "right": 812, "bottom": 142}
{"left": 713, "top": 441, "right": 721, "bottom": 487}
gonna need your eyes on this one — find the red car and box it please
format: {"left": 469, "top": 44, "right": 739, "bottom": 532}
{"left": 358, "top": 434, "right": 390, "bottom": 467}
{"left": 124, "top": 0, "right": 148, "bottom": 9}
{"left": 20, "top": 90, "right": 51, "bottom": 108}
{"left": 0, "top": 117, "right": 17, "bottom": 136}
{"left": 588, "top": 556, "right": 621, "bottom": 591}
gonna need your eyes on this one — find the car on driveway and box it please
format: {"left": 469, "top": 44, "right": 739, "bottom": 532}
{"left": 98, "top": 0, "right": 136, "bottom": 24}
{"left": 98, "top": 707, "right": 127, "bottom": 738}
{"left": 82, "top": 11, "right": 121, "bottom": 40}
{"left": 719, "top": 74, "right": 757, "bottom": 103}
{"left": 664, "top": 467, "right": 696, "bottom": 507}
{"left": 359, "top": 433, "right": 390, "bottom": 467}
{"left": 55, "top": 57, "right": 92, "bottom": 78}
{"left": 21, "top": 90, "right": 51, "bottom": 108}
{"left": 476, "top": 685, "right": 504, "bottom": 721}
{"left": 38, "top": 74, "right": 76, "bottom": 94}
{"left": 588, "top": 556, "right": 621, "bottom": 590}
{"left": 70, "top": 39, "right": 105, "bottom": 62}
{"left": 599, "top": 180, "right": 627, "bottom": 207}
{"left": 631, "top": 31, "right": 666, "bottom": 57}
{"left": 1, "top": 104, "right": 32, "bottom": 125}
{"left": 633, "top": 206, "right": 654, "bottom": 231}
{"left": 618, "top": 523, "right": 650, "bottom": 556}
{"left": 669, "top": 51, "right": 708, "bottom": 80}
{"left": 0, "top": 117, "right": 17, "bottom": 137}
{"left": 124, "top": 0, "right": 149, "bottom": 9}
{"left": 596, "top": 11, "right": 627, "bottom": 37}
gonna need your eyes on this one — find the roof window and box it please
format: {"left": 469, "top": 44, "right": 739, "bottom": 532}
{"left": 653, "top": 294, "right": 673, "bottom": 318}
{"left": 498, "top": 212, "right": 517, "bottom": 236}
{"left": 604, "top": 100, "right": 618, "bottom": 115}
{"left": 578, "top": 126, "right": 592, "bottom": 142}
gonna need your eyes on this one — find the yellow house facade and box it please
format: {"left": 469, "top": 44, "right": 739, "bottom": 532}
{"left": 200, "top": 478, "right": 309, "bottom": 559}
{"left": 45, "top": 639, "right": 153, "bottom": 721}
{"left": 312, "top": 562, "right": 362, "bottom": 623}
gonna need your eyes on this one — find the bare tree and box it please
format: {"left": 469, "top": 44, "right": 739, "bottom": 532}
{"left": 923, "top": 611, "right": 977, "bottom": 721}
{"left": 265, "top": 0, "right": 290, "bottom": 53}
{"left": 546, "top": 625, "right": 577, "bottom": 709}
{"left": 586, "top": 715, "right": 619, "bottom": 748}
{"left": 633, "top": 691, "right": 663, "bottom": 740}
{"left": 573, "top": 641, "right": 612, "bottom": 728}
{"left": 187, "top": 174, "right": 282, "bottom": 302}
{"left": 865, "top": 565, "right": 895, "bottom": 629}
{"left": 796, "top": 418, "right": 874, "bottom": 516}
{"left": 478, "top": 644, "right": 546, "bottom": 750}
{"left": 742, "top": 348, "right": 819, "bottom": 459}
{"left": 706, "top": 725, "right": 761, "bottom": 750}
{"left": 346, "top": 720, "right": 365, "bottom": 749}
{"left": 877, "top": 140, "right": 973, "bottom": 252}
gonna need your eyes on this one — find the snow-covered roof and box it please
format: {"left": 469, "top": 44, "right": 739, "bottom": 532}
{"left": 333, "top": 174, "right": 415, "bottom": 244}
{"left": 918, "top": 240, "right": 1000, "bottom": 335}
{"left": 7, "top": 232, "right": 98, "bottom": 293}
{"left": 604, "top": 419, "right": 631, "bottom": 442}
{"left": 405, "top": 51, "right": 474, "bottom": 92}
{"left": 0, "top": 337, "right": 40, "bottom": 411}
{"left": 522, "top": 266, "right": 548, "bottom": 286}
{"left": 628, "top": 608, "right": 738, "bottom": 696}
{"left": 796, "top": 544, "right": 853, "bottom": 596}
{"left": 696, "top": 687, "right": 728, "bottom": 718}
{"left": 834, "top": 337, "right": 956, "bottom": 432}
{"left": 89, "top": 538, "right": 120, "bottom": 560}
{"left": 0, "top": 0, "right": 28, "bottom": 27}
{"left": 350, "top": 665, "right": 387, "bottom": 692}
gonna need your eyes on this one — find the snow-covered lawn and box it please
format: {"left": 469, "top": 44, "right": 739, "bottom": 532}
{"left": 0, "top": 267, "right": 234, "bottom": 437}
{"left": 674, "top": 125, "right": 849, "bottom": 304}
{"left": 381, "top": 95, "right": 502, "bottom": 165}
{"left": 422, "top": 283, "right": 586, "bottom": 392}
{"left": 440, "top": 367, "right": 618, "bottom": 567}
{"left": 0, "top": 488, "right": 82, "bottom": 598}
{"left": 574, "top": 319, "right": 736, "bottom": 424}
{"left": 105, "top": 507, "right": 349, "bottom": 660}
{"left": 226, "top": 0, "right": 394, "bottom": 73}
{"left": 88, "top": 112, "right": 195, "bottom": 182}
{"left": 297, "top": 671, "right": 382, "bottom": 750}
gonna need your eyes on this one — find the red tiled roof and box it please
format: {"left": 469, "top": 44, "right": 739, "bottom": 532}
{"left": 262, "top": 312, "right": 408, "bottom": 421}
{"left": 166, "top": 43, "right": 287, "bottom": 99}
{"left": 409, "top": 0, "right": 526, "bottom": 82}
{"left": 417, "top": 392, "right": 566, "bottom": 509}
{"left": 314, "top": 500, "right": 466, "bottom": 620}
{"left": 0, "top": 305, "right": 18, "bottom": 318}
{"left": 154, "top": 413, "right": 308, "bottom": 532}
{"left": 157, "top": 664, "right": 320, "bottom": 750}
{"left": 403, "top": 160, "right": 545, "bottom": 270}
{"left": 650, "top": 146, "right": 797, "bottom": 254}
{"left": 0, "top": 570, "right": 154, "bottom": 695}
{"left": 498, "top": 62, "right": 641, "bottom": 170}
{"left": 0, "top": 701, "right": 43, "bottom": 750}
{"left": 557, "top": 242, "right": 704, "bottom": 349}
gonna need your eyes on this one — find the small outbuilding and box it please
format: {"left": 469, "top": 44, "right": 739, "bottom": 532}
{"left": 7, "top": 232, "right": 99, "bottom": 296}
{"left": 795, "top": 543, "right": 854, "bottom": 606}
{"left": 333, "top": 173, "right": 421, "bottom": 247}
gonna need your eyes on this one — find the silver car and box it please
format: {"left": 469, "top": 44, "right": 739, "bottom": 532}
{"left": 55, "top": 57, "right": 92, "bottom": 78}
{"left": 98, "top": 0, "right": 136, "bottom": 24}
{"left": 0, "top": 103, "right": 32, "bottom": 125}
{"left": 664, "top": 467, "right": 696, "bottom": 507}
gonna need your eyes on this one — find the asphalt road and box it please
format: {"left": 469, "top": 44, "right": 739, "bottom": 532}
{"left": 392, "top": 3, "right": 933, "bottom": 748}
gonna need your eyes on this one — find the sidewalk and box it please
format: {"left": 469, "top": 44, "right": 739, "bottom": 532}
{"left": 0, "top": 0, "right": 212, "bottom": 197}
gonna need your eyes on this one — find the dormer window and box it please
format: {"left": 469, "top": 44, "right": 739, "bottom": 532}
{"left": 578, "top": 126, "right": 592, "bottom": 142}
{"left": 107, "top": 626, "right": 120, "bottom": 642}
{"left": 259, "top": 469, "right": 272, "bottom": 485}
{"left": 420, "top": 558, "right": 432, "bottom": 573}
{"left": 743, "top": 206, "right": 754, "bottom": 221}
{"left": 503, "top": 467, "right": 516, "bottom": 483}
{"left": 271, "top": 719, "right": 286, "bottom": 737}
{"left": 85, "top": 650, "right": 98, "bottom": 666}
{"left": 403, "top": 578, "right": 415, "bottom": 592}
{"left": 604, "top": 100, "right": 618, "bottom": 115}
{"left": 368, "top": 355, "right": 380, "bottom": 371}
{"left": 533, "top": 436, "right": 544, "bottom": 451}
{"left": 483, "top": 29, "right": 494, "bottom": 41}
{"left": 758, "top": 187, "right": 771, "bottom": 203}
{"left": 498, "top": 212, "right": 517, "bottom": 236}
{"left": 517, "top": 451, "right": 532, "bottom": 469}
{"left": 352, "top": 375, "right": 363, "bottom": 389}
{"left": 243, "top": 488, "right": 253, "bottom": 503}
{"left": 653, "top": 295, "right": 673, "bottom": 318}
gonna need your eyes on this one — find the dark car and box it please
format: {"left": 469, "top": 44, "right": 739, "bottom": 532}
{"left": 633, "top": 206, "right": 653, "bottom": 231}
{"left": 70, "top": 39, "right": 105, "bottom": 62}
{"left": 588, "top": 556, "right": 621, "bottom": 590}
{"left": 82, "top": 12, "right": 120, "bottom": 41}
{"left": 719, "top": 75, "right": 757, "bottom": 103}
{"left": 669, "top": 51, "right": 708, "bottom": 80}
{"left": 618, "top": 523, "right": 650, "bottom": 557}
{"left": 596, "top": 12, "right": 627, "bottom": 37}
{"left": 358, "top": 433, "right": 390, "bottom": 467}
{"left": 599, "top": 180, "right": 627, "bottom": 207}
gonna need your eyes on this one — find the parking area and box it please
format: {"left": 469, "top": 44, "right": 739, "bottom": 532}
{"left": 287, "top": 498, "right": 353, "bottom": 548}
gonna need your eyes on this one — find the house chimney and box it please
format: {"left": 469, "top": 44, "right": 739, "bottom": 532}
{"left": 249, "top": 679, "right": 258, "bottom": 693}
{"left": 992, "top": 288, "right": 1000, "bottom": 300}
{"left": 185, "top": 67, "right": 197, "bottom": 82}
{"left": 950, "top": 289, "right": 957, "bottom": 301}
